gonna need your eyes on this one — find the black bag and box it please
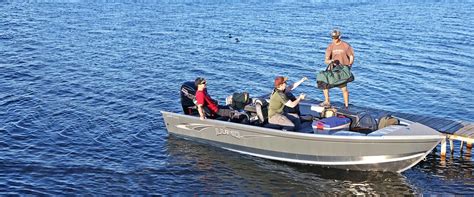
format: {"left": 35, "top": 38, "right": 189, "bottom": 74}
{"left": 230, "top": 92, "right": 251, "bottom": 110}
{"left": 349, "top": 111, "right": 377, "bottom": 134}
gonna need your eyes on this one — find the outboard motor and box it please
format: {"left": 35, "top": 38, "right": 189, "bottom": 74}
{"left": 180, "top": 81, "right": 197, "bottom": 115}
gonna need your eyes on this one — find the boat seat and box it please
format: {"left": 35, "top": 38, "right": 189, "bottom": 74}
{"left": 243, "top": 104, "right": 257, "bottom": 113}
{"left": 241, "top": 101, "right": 266, "bottom": 126}
{"left": 186, "top": 104, "right": 231, "bottom": 121}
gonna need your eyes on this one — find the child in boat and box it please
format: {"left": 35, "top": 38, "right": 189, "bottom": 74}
{"left": 268, "top": 76, "right": 306, "bottom": 131}
{"left": 195, "top": 77, "right": 236, "bottom": 120}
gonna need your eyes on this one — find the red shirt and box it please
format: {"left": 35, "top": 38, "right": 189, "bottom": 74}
{"left": 195, "top": 89, "right": 219, "bottom": 114}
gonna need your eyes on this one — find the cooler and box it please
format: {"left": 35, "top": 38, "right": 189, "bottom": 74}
{"left": 313, "top": 116, "right": 351, "bottom": 134}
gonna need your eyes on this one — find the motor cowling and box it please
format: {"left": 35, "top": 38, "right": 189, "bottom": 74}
{"left": 180, "top": 81, "right": 197, "bottom": 115}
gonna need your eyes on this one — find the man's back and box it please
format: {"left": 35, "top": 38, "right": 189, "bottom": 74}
{"left": 268, "top": 90, "right": 288, "bottom": 118}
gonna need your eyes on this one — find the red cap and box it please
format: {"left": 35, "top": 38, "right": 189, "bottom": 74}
{"left": 274, "top": 76, "right": 288, "bottom": 87}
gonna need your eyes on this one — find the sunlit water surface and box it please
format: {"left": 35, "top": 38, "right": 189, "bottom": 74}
{"left": 1, "top": 0, "right": 473, "bottom": 195}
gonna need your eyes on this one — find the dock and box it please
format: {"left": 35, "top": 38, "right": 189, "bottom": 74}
{"left": 329, "top": 102, "right": 473, "bottom": 157}
{"left": 392, "top": 112, "right": 472, "bottom": 157}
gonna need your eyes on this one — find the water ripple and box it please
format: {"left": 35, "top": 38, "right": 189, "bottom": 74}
{"left": 1, "top": 0, "right": 473, "bottom": 195}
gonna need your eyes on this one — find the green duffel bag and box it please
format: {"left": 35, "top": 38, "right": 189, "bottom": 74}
{"left": 316, "top": 64, "right": 354, "bottom": 89}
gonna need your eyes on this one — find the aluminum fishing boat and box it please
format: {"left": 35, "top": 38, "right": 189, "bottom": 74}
{"left": 161, "top": 82, "right": 443, "bottom": 173}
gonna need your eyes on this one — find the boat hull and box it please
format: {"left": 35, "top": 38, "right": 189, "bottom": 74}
{"left": 161, "top": 111, "right": 442, "bottom": 173}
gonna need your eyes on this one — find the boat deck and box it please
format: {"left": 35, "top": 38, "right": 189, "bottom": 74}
{"left": 318, "top": 101, "right": 474, "bottom": 157}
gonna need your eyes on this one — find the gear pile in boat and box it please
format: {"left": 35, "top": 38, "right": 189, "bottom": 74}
{"left": 179, "top": 81, "right": 400, "bottom": 135}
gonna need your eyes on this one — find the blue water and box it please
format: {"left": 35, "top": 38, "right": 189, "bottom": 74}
{"left": 1, "top": 0, "right": 473, "bottom": 195}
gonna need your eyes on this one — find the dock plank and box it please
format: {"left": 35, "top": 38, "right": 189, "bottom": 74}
{"left": 406, "top": 115, "right": 426, "bottom": 123}
{"left": 455, "top": 132, "right": 474, "bottom": 139}
{"left": 419, "top": 116, "right": 434, "bottom": 123}
{"left": 454, "top": 124, "right": 474, "bottom": 137}
{"left": 431, "top": 118, "right": 454, "bottom": 131}
{"left": 462, "top": 123, "right": 474, "bottom": 130}
{"left": 439, "top": 121, "right": 463, "bottom": 134}
{"left": 456, "top": 125, "right": 474, "bottom": 136}
{"left": 417, "top": 117, "right": 447, "bottom": 128}
{"left": 399, "top": 114, "right": 416, "bottom": 121}
{"left": 462, "top": 123, "right": 474, "bottom": 132}
{"left": 401, "top": 114, "right": 417, "bottom": 122}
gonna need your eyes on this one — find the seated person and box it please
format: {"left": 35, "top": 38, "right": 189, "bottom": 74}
{"left": 268, "top": 76, "right": 306, "bottom": 131}
{"left": 195, "top": 77, "right": 234, "bottom": 120}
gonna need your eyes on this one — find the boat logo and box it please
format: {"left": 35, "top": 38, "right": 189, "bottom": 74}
{"left": 216, "top": 127, "right": 242, "bottom": 139}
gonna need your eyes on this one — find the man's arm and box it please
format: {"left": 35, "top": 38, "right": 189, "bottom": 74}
{"left": 287, "top": 77, "right": 308, "bottom": 92}
{"left": 195, "top": 92, "right": 206, "bottom": 120}
{"left": 324, "top": 57, "right": 333, "bottom": 65}
{"left": 348, "top": 44, "right": 354, "bottom": 66}
{"left": 284, "top": 93, "right": 305, "bottom": 108}
{"left": 197, "top": 104, "right": 206, "bottom": 120}
{"left": 324, "top": 45, "right": 333, "bottom": 65}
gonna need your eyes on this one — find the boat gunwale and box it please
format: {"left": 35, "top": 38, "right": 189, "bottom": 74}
{"left": 161, "top": 111, "right": 444, "bottom": 142}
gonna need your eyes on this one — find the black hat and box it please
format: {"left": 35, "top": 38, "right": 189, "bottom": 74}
{"left": 195, "top": 77, "right": 206, "bottom": 86}
{"left": 331, "top": 29, "right": 341, "bottom": 38}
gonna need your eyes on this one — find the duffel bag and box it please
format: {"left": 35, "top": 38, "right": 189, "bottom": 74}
{"left": 316, "top": 64, "right": 354, "bottom": 89}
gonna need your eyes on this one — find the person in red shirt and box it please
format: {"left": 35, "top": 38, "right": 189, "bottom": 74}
{"left": 195, "top": 77, "right": 234, "bottom": 120}
{"left": 322, "top": 29, "right": 354, "bottom": 108}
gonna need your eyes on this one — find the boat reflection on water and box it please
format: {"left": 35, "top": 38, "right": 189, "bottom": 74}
{"left": 165, "top": 135, "right": 419, "bottom": 195}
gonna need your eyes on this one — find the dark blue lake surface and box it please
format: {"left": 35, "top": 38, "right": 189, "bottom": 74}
{"left": 1, "top": 0, "right": 473, "bottom": 195}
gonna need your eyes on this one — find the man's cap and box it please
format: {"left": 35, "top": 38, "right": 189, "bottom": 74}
{"left": 195, "top": 77, "right": 206, "bottom": 86}
{"left": 331, "top": 29, "right": 341, "bottom": 38}
{"left": 274, "top": 76, "right": 288, "bottom": 87}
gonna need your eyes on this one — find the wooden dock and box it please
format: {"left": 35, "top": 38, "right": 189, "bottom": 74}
{"left": 329, "top": 102, "right": 473, "bottom": 157}
{"left": 393, "top": 113, "right": 472, "bottom": 157}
